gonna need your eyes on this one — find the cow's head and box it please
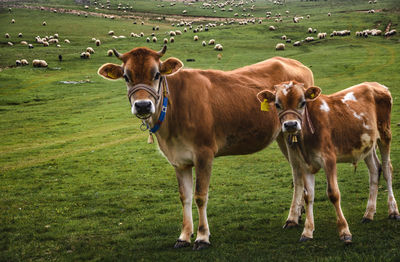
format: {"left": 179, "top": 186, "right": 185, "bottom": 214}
{"left": 97, "top": 46, "right": 183, "bottom": 119}
{"left": 257, "top": 81, "right": 321, "bottom": 134}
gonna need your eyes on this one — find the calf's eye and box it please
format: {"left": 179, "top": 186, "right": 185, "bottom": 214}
{"left": 299, "top": 101, "right": 306, "bottom": 108}
{"left": 123, "top": 75, "right": 129, "bottom": 82}
{"left": 154, "top": 72, "right": 160, "bottom": 80}
{"left": 275, "top": 103, "right": 281, "bottom": 109}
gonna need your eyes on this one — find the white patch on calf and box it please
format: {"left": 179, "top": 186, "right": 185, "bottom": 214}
{"left": 282, "top": 81, "right": 293, "bottom": 96}
{"left": 320, "top": 99, "right": 330, "bottom": 112}
{"left": 353, "top": 112, "right": 364, "bottom": 120}
{"left": 363, "top": 123, "right": 371, "bottom": 130}
{"left": 341, "top": 92, "right": 357, "bottom": 103}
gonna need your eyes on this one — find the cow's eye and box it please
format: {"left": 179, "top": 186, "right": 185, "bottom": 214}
{"left": 123, "top": 74, "right": 129, "bottom": 82}
{"left": 299, "top": 101, "right": 306, "bottom": 108}
{"left": 154, "top": 72, "right": 160, "bottom": 80}
{"left": 275, "top": 103, "right": 281, "bottom": 109}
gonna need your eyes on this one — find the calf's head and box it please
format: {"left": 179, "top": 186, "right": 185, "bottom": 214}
{"left": 257, "top": 81, "right": 321, "bottom": 134}
{"left": 97, "top": 46, "right": 183, "bottom": 119}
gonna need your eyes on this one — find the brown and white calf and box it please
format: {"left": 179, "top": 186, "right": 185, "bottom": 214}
{"left": 97, "top": 46, "right": 314, "bottom": 249}
{"left": 257, "top": 81, "right": 399, "bottom": 243}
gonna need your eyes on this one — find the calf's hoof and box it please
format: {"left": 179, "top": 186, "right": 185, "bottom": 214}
{"left": 340, "top": 234, "right": 352, "bottom": 244}
{"left": 174, "top": 239, "right": 190, "bottom": 248}
{"left": 299, "top": 235, "right": 313, "bottom": 242}
{"left": 388, "top": 214, "right": 400, "bottom": 221}
{"left": 283, "top": 220, "right": 298, "bottom": 229}
{"left": 193, "top": 240, "right": 211, "bottom": 251}
{"left": 361, "top": 217, "right": 372, "bottom": 223}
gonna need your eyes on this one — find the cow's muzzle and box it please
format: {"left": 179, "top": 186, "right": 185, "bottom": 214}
{"left": 133, "top": 99, "right": 155, "bottom": 119}
{"left": 283, "top": 120, "right": 301, "bottom": 133}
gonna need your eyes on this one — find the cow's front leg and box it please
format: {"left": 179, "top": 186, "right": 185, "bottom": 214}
{"left": 174, "top": 165, "right": 194, "bottom": 248}
{"left": 300, "top": 173, "right": 315, "bottom": 241}
{"left": 284, "top": 166, "right": 304, "bottom": 228}
{"left": 324, "top": 156, "right": 352, "bottom": 243}
{"left": 193, "top": 149, "right": 214, "bottom": 250}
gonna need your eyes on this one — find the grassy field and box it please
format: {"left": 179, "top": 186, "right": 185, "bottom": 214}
{"left": 1, "top": 0, "right": 400, "bottom": 261}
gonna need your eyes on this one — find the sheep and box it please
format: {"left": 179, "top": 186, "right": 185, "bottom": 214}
{"left": 194, "top": 35, "right": 199, "bottom": 41}
{"left": 281, "top": 35, "right": 287, "bottom": 40}
{"left": 308, "top": 27, "right": 313, "bottom": 33}
{"left": 28, "top": 44, "right": 34, "bottom": 49}
{"left": 16, "top": 60, "right": 21, "bottom": 66}
{"left": 146, "top": 37, "right": 150, "bottom": 42}
{"left": 328, "top": 12, "right": 331, "bottom": 16}
{"left": 56, "top": 44, "right": 61, "bottom": 48}
{"left": 5, "top": 33, "right": 10, "bottom": 39}
{"left": 80, "top": 52, "right": 90, "bottom": 59}
{"left": 42, "top": 21, "right": 47, "bottom": 26}
{"left": 43, "top": 42, "right": 49, "bottom": 47}
{"left": 275, "top": 43, "right": 285, "bottom": 51}
{"left": 169, "top": 31, "right": 176, "bottom": 36}
{"left": 163, "top": 38, "right": 168, "bottom": 44}
{"left": 217, "top": 53, "right": 222, "bottom": 60}
{"left": 107, "top": 49, "right": 113, "bottom": 56}
{"left": 170, "top": 37, "right": 175, "bottom": 43}
{"left": 20, "top": 41, "right": 28, "bottom": 45}
{"left": 84, "top": 5, "right": 89, "bottom": 9}
{"left": 293, "top": 41, "right": 301, "bottom": 46}
{"left": 112, "top": 36, "right": 118, "bottom": 39}
{"left": 385, "top": 30, "right": 397, "bottom": 37}
{"left": 86, "top": 47, "right": 95, "bottom": 54}
{"left": 318, "top": 32, "right": 327, "bottom": 39}
{"left": 214, "top": 44, "right": 223, "bottom": 51}
{"left": 18, "top": 33, "right": 23, "bottom": 38}
{"left": 64, "top": 39, "right": 70, "bottom": 43}
{"left": 368, "top": 9, "right": 375, "bottom": 13}
{"left": 95, "top": 39, "right": 101, "bottom": 46}
{"left": 307, "top": 15, "right": 310, "bottom": 19}
{"left": 175, "top": 30, "right": 182, "bottom": 35}
{"left": 202, "top": 41, "right": 206, "bottom": 46}
{"left": 11, "top": 19, "right": 15, "bottom": 24}
{"left": 269, "top": 26, "right": 276, "bottom": 31}
{"left": 21, "top": 59, "right": 28, "bottom": 66}
{"left": 54, "top": 33, "right": 59, "bottom": 39}
{"left": 305, "top": 36, "right": 314, "bottom": 42}
{"left": 155, "top": 26, "right": 159, "bottom": 31}
{"left": 140, "top": 32, "right": 144, "bottom": 37}
{"left": 152, "top": 36, "right": 157, "bottom": 43}
{"left": 32, "top": 59, "right": 48, "bottom": 67}
{"left": 108, "top": 30, "right": 114, "bottom": 35}
{"left": 49, "top": 39, "right": 59, "bottom": 44}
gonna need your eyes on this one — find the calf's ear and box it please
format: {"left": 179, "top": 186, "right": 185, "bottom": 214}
{"left": 160, "top": 58, "right": 183, "bottom": 75}
{"left": 97, "top": 63, "right": 124, "bottom": 80}
{"left": 257, "top": 90, "right": 276, "bottom": 103}
{"left": 305, "top": 86, "right": 321, "bottom": 101}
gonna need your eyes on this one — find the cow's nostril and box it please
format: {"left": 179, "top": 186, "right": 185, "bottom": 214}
{"left": 284, "top": 121, "right": 298, "bottom": 130}
{"left": 135, "top": 101, "right": 152, "bottom": 114}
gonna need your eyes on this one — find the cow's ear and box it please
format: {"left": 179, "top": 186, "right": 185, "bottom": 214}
{"left": 257, "top": 89, "right": 276, "bottom": 103}
{"left": 305, "top": 86, "right": 321, "bottom": 101}
{"left": 97, "top": 63, "right": 124, "bottom": 80}
{"left": 160, "top": 58, "right": 183, "bottom": 75}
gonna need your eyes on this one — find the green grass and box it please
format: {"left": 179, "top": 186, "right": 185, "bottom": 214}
{"left": 1, "top": 0, "right": 400, "bottom": 261}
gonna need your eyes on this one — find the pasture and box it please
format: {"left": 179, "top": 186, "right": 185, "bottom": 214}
{"left": 1, "top": 0, "right": 400, "bottom": 260}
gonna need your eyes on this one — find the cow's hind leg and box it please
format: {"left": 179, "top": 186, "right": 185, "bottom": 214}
{"left": 362, "top": 149, "right": 381, "bottom": 223}
{"left": 174, "top": 165, "right": 194, "bottom": 248}
{"left": 300, "top": 173, "right": 315, "bottom": 241}
{"left": 193, "top": 149, "right": 214, "bottom": 250}
{"left": 378, "top": 141, "right": 400, "bottom": 220}
{"left": 324, "top": 157, "right": 352, "bottom": 243}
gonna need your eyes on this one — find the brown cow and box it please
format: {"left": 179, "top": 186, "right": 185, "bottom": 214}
{"left": 97, "top": 46, "right": 314, "bottom": 250}
{"left": 257, "top": 81, "right": 400, "bottom": 243}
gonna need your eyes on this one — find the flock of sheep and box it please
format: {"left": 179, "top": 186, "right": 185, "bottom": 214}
{"left": 4, "top": 0, "right": 397, "bottom": 67}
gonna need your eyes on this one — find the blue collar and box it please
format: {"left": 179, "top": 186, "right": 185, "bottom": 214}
{"left": 149, "top": 96, "right": 168, "bottom": 133}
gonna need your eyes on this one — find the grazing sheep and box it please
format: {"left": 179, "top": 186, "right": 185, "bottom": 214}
{"left": 305, "top": 36, "right": 314, "bottom": 42}
{"left": 194, "top": 35, "right": 199, "bottom": 41}
{"left": 64, "top": 39, "right": 70, "bottom": 43}
{"left": 368, "top": 9, "right": 375, "bottom": 13}
{"left": 18, "top": 33, "right": 22, "bottom": 38}
{"left": 328, "top": 12, "right": 331, "bottom": 16}
{"left": 80, "top": 52, "right": 90, "bottom": 59}
{"left": 385, "top": 30, "right": 397, "bottom": 37}
{"left": 112, "top": 36, "right": 118, "bottom": 39}
{"left": 170, "top": 37, "right": 175, "bottom": 43}
{"left": 20, "top": 41, "right": 28, "bottom": 45}
{"left": 318, "top": 32, "right": 327, "bottom": 39}
{"left": 286, "top": 39, "right": 292, "bottom": 43}
{"left": 86, "top": 47, "right": 95, "bottom": 54}
{"left": 32, "top": 59, "right": 48, "bottom": 67}
{"left": 275, "top": 43, "right": 285, "bottom": 51}
{"left": 269, "top": 26, "right": 276, "bottom": 31}
{"left": 95, "top": 39, "right": 101, "bottom": 46}
{"left": 49, "top": 39, "right": 59, "bottom": 44}
{"left": 214, "top": 44, "right": 223, "bottom": 51}
{"left": 152, "top": 36, "right": 157, "bottom": 42}
{"left": 54, "top": 33, "right": 59, "bottom": 39}
{"left": 5, "top": 33, "right": 10, "bottom": 39}
{"left": 169, "top": 31, "right": 176, "bottom": 36}
{"left": 202, "top": 41, "right": 206, "bottom": 46}
{"left": 175, "top": 30, "right": 182, "bottom": 35}
{"left": 163, "top": 38, "right": 168, "bottom": 44}
{"left": 108, "top": 30, "right": 114, "bottom": 35}
{"left": 42, "top": 21, "right": 47, "bottom": 26}
{"left": 11, "top": 19, "right": 15, "bottom": 24}
{"left": 208, "top": 39, "right": 215, "bottom": 45}
{"left": 91, "top": 37, "right": 96, "bottom": 42}
{"left": 16, "top": 60, "right": 21, "bottom": 66}
{"left": 308, "top": 27, "right": 313, "bottom": 33}
{"left": 307, "top": 15, "right": 310, "bottom": 19}
{"left": 146, "top": 37, "right": 150, "bottom": 42}
{"left": 293, "top": 41, "right": 301, "bottom": 46}
{"left": 281, "top": 35, "right": 287, "bottom": 40}
{"left": 107, "top": 50, "right": 113, "bottom": 56}
{"left": 43, "top": 42, "right": 49, "bottom": 47}
{"left": 21, "top": 59, "right": 28, "bottom": 66}
{"left": 28, "top": 44, "right": 34, "bottom": 49}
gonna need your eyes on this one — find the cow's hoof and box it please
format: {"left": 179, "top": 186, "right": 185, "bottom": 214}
{"left": 388, "top": 214, "right": 400, "bottom": 221}
{"left": 361, "top": 217, "right": 372, "bottom": 223}
{"left": 283, "top": 220, "right": 298, "bottom": 229}
{"left": 340, "top": 234, "right": 352, "bottom": 244}
{"left": 174, "top": 239, "right": 190, "bottom": 248}
{"left": 193, "top": 240, "right": 210, "bottom": 251}
{"left": 299, "top": 235, "right": 313, "bottom": 242}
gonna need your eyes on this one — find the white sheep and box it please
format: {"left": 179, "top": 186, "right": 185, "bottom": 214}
{"left": 208, "top": 39, "right": 215, "bottom": 45}
{"left": 293, "top": 41, "right": 301, "bottom": 46}
{"left": 269, "top": 26, "right": 276, "bottom": 31}
{"left": 328, "top": 12, "right": 331, "bottom": 16}
{"left": 20, "top": 41, "right": 28, "bottom": 45}
{"left": 21, "top": 59, "right": 29, "bottom": 66}
{"left": 194, "top": 35, "right": 199, "bottom": 41}
{"left": 152, "top": 36, "right": 157, "bottom": 42}
{"left": 107, "top": 49, "right": 113, "bottom": 56}
{"left": 305, "top": 36, "right": 314, "bottom": 42}
{"left": 32, "top": 59, "right": 48, "bottom": 67}
{"left": 308, "top": 27, "right": 313, "bottom": 33}
{"left": 202, "top": 41, "right": 206, "bottom": 46}
{"left": 43, "top": 42, "right": 49, "bottom": 47}
{"left": 42, "top": 21, "right": 47, "bottom": 26}
{"left": 64, "top": 39, "right": 70, "bottom": 43}
{"left": 95, "top": 39, "right": 101, "bottom": 46}
{"left": 80, "top": 52, "right": 90, "bottom": 59}
{"left": 108, "top": 30, "right": 114, "bottom": 35}
{"left": 275, "top": 43, "right": 285, "bottom": 51}
{"left": 86, "top": 47, "right": 95, "bottom": 54}
{"left": 5, "top": 33, "right": 10, "bottom": 39}
{"left": 170, "top": 37, "right": 175, "bottom": 43}
{"left": 54, "top": 33, "right": 59, "bottom": 38}
{"left": 214, "top": 44, "right": 223, "bottom": 51}
{"left": 281, "top": 35, "right": 287, "bottom": 40}
{"left": 146, "top": 37, "right": 150, "bottom": 42}
{"left": 16, "top": 60, "right": 21, "bottom": 66}
{"left": 11, "top": 19, "right": 15, "bottom": 24}
{"left": 18, "top": 33, "right": 22, "bottom": 38}
{"left": 28, "top": 44, "right": 34, "bottom": 49}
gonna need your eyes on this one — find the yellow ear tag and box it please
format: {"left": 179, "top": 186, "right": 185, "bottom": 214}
{"left": 310, "top": 93, "right": 315, "bottom": 99}
{"left": 107, "top": 71, "right": 116, "bottom": 79}
{"left": 261, "top": 99, "right": 270, "bottom": 111}
{"left": 165, "top": 69, "right": 172, "bottom": 75}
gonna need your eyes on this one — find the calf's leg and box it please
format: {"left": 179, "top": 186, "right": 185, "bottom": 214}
{"left": 362, "top": 149, "right": 380, "bottom": 222}
{"left": 284, "top": 166, "right": 304, "bottom": 228}
{"left": 300, "top": 173, "right": 315, "bottom": 241}
{"left": 174, "top": 165, "right": 194, "bottom": 248}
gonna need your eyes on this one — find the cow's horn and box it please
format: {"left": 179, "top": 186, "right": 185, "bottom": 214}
{"left": 113, "top": 48, "right": 122, "bottom": 59}
{"left": 158, "top": 45, "right": 167, "bottom": 57}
